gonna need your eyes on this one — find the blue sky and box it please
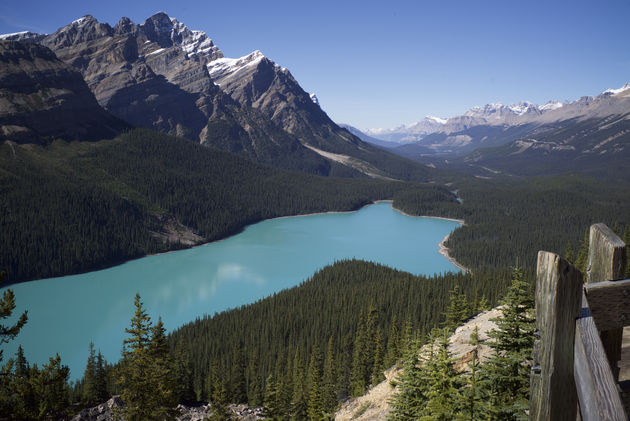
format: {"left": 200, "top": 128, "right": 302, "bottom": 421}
{"left": 2, "top": 0, "right": 629, "bottom": 129}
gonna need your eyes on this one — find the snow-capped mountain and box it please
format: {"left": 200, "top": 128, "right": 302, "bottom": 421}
{"left": 365, "top": 116, "right": 447, "bottom": 143}
{"left": 365, "top": 83, "right": 630, "bottom": 147}
{"left": 0, "top": 12, "right": 429, "bottom": 181}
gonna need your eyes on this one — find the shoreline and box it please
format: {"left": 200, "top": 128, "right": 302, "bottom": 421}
{"left": 8, "top": 200, "right": 469, "bottom": 286}
{"left": 389, "top": 202, "right": 469, "bottom": 273}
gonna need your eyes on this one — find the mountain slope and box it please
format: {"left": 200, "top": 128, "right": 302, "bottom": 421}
{"left": 0, "top": 40, "right": 127, "bottom": 143}
{"left": 7, "top": 13, "right": 432, "bottom": 180}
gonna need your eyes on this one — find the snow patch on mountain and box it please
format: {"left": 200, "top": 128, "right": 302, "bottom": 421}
{"left": 540, "top": 101, "right": 564, "bottom": 111}
{"left": 603, "top": 83, "right": 630, "bottom": 96}
{"left": 207, "top": 50, "right": 265, "bottom": 81}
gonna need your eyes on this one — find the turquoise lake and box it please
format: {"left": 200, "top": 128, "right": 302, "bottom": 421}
{"left": 2, "top": 202, "right": 461, "bottom": 379}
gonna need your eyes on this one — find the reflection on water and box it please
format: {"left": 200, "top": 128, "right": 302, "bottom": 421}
{"left": 3, "top": 202, "right": 461, "bottom": 379}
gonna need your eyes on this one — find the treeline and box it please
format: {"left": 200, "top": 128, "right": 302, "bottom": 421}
{"left": 393, "top": 176, "right": 630, "bottom": 270}
{"left": 166, "top": 260, "right": 515, "bottom": 413}
{"left": 1, "top": 129, "right": 453, "bottom": 284}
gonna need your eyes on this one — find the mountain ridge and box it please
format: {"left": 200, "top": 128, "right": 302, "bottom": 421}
{"left": 0, "top": 12, "right": 431, "bottom": 181}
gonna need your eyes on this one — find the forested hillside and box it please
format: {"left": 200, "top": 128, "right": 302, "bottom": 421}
{"left": 0, "top": 129, "right": 446, "bottom": 284}
{"left": 166, "top": 260, "right": 511, "bottom": 413}
{"left": 393, "top": 176, "right": 630, "bottom": 270}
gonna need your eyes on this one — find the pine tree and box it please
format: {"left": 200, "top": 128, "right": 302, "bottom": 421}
{"left": 306, "top": 344, "right": 324, "bottom": 420}
{"left": 564, "top": 241, "right": 575, "bottom": 264}
{"left": 478, "top": 295, "right": 490, "bottom": 312}
{"left": 148, "top": 317, "right": 178, "bottom": 420}
{"left": 263, "top": 374, "right": 281, "bottom": 420}
{"left": 290, "top": 346, "right": 307, "bottom": 420}
{"left": 350, "top": 311, "right": 368, "bottom": 397}
{"left": 321, "top": 337, "right": 338, "bottom": 415}
{"left": 384, "top": 315, "right": 400, "bottom": 368}
{"left": 230, "top": 344, "right": 248, "bottom": 404}
{"left": 371, "top": 327, "right": 385, "bottom": 386}
{"left": 0, "top": 270, "right": 28, "bottom": 364}
{"left": 443, "top": 285, "right": 469, "bottom": 333}
{"left": 388, "top": 339, "right": 430, "bottom": 421}
{"left": 94, "top": 351, "right": 109, "bottom": 403}
{"left": 32, "top": 354, "right": 71, "bottom": 420}
{"left": 480, "top": 267, "right": 535, "bottom": 421}
{"left": 575, "top": 229, "right": 589, "bottom": 275}
{"left": 118, "top": 294, "right": 177, "bottom": 421}
{"left": 82, "top": 342, "right": 98, "bottom": 406}
{"left": 461, "top": 326, "right": 483, "bottom": 421}
{"left": 418, "top": 329, "right": 463, "bottom": 420}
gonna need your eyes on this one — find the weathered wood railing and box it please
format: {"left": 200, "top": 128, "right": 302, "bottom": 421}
{"left": 530, "top": 223, "right": 629, "bottom": 421}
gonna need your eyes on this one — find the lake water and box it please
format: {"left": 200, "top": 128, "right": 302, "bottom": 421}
{"left": 2, "top": 202, "right": 461, "bottom": 379}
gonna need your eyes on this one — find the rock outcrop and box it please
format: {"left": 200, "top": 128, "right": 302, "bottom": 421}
{"left": 70, "top": 396, "right": 263, "bottom": 421}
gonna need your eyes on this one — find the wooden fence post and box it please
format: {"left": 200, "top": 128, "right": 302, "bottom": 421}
{"left": 530, "top": 251, "right": 583, "bottom": 421}
{"left": 585, "top": 223, "right": 627, "bottom": 380}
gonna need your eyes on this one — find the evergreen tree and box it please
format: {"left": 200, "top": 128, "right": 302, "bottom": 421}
{"left": 118, "top": 293, "right": 177, "bottom": 421}
{"left": 384, "top": 315, "right": 400, "bottom": 368}
{"left": 350, "top": 311, "right": 368, "bottom": 397}
{"left": 94, "top": 351, "right": 109, "bottom": 404}
{"left": 32, "top": 354, "right": 71, "bottom": 421}
{"left": 230, "top": 344, "right": 248, "bottom": 404}
{"left": 209, "top": 379, "right": 232, "bottom": 421}
{"left": 418, "top": 329, "right": 463, "bottom": 420}
{"left": 575, "top": 229, "right": 589, "bottom": 275}
{"left": 263, "top": 374, "right": 282, "bottom": 420}
{"left": 371, "top": 327, "right": 385, "bottom": 386}
{"left": 148, "top": 317, "right": 178, "bottom": 420}
{"left": 321, "top": 337, "right": 338, "bottom": 415}
{"left": 0, "top": 270, "right": 28, "bottom": 364}
{"left": 306, "top": 344, "right": 324, "bottom": 420}
{"left": 290, "top": 347, "right": 307, "bottom": 420}
{"left": 388, "top": 339, "right": 430, "bottom": 421}
{"left": 478, "top": 295, "right": 490, "bottom": 312}
{"left": 461, "top": 326, "right": 483, "bottom": 421}
{"left": 564, "top": 241, "right": 575, "bottom": 264}
{"left": 443, "top": 285, "right": 469, "bottom": 333}
{"left": 82, "top": 342, "right": 98, "bottom": 406}
{"left": 480, "top": 267, "right": 535, "bottom": 421}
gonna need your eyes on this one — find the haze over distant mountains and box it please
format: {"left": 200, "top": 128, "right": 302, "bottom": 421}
{"left": 0, "top": 13, "right": 429, "bottom": 181}
{"left": 356, "top": 83, "right": 630, "bottom": 145}
{"left": 344, "top": 83, "right": 630, "bottom": 179}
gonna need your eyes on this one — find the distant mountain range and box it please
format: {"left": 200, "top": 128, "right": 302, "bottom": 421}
{"left": 0, "top": 13, "right": 429, "bottom": 181}
{"left": 344, "top": 84, "right": 630, "bottom": 178}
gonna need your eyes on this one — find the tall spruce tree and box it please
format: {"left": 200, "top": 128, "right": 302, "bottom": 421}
{"left": 480, "top": 267, "right": 534, "bottom": 421}
{"left": 443, "top": 285, "right": 469, "bottom": 333}
{"left": 417, "top": 329, "right": 463, "bottom": 420}
{"left": 118, "top": 294, "right": 177, "bottom": 421}
{"left": 388, "top": 339, "right": 430, "bottom": 421}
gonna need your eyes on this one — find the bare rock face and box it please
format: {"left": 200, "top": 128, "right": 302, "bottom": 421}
{"left": 3, "top": 12, "right": 427, "bottom": 179}
{"left": 0, "top": 40, "right": 127, "bottom": 143}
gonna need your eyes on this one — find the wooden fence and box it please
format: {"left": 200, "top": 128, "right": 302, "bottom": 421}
{"left": 530, "top": 223, "right": 629, "bottom": 420}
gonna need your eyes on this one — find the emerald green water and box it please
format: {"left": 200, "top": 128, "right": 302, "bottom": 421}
{"left": 2, "top": 202, "right": 461, "bottom": 378}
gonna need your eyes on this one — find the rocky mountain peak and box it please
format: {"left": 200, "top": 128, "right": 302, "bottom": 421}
{"left": 113, "top": 16, "right": 137, "bottom": 36}
{"left": 138, "top": 12, "right": 222, "bottom": 60}
{"left": 46, "top": 15, "right": 113, "bottom": 48}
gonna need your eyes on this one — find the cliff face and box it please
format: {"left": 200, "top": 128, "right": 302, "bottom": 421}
{"left": 0, "top": 40, "right": 127, "bottom": 143}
